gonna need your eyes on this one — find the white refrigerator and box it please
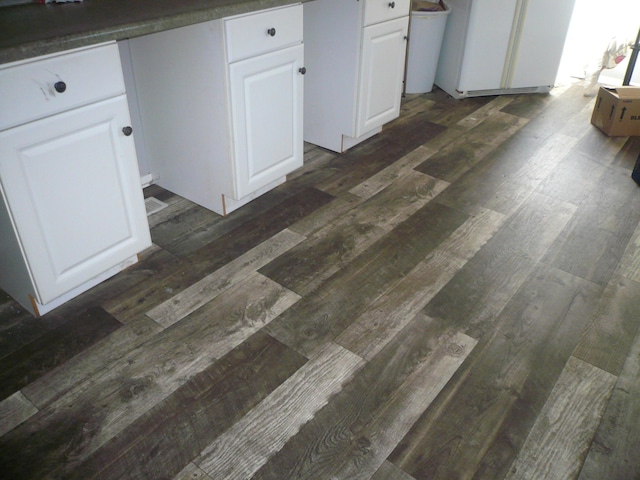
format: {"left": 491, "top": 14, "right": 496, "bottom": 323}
{"left": 435, "top": 0, "right": 576, "bottom": 98}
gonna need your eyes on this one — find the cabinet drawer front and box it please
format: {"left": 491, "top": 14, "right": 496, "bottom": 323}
{"left": 0, "top": 42, "right": 125, "bottom": 131}
{"left": 364, "top": 0, "right": 411, "bottom": 26}
{"left": 225, "top": 4, "right": 303, "bottom": 63}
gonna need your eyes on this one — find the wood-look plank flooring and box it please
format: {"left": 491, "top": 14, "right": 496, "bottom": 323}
{"left": 2, "top": 82, "right": 640, "bottom": 480}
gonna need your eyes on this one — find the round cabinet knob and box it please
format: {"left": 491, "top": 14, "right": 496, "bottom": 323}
{"left": 389, "top": 1, "right": 396, "bottom": 8}
{"left": 122, "top": 126, "right": 133, "bottom": 136}
{"left": 267, "top": 28, "right": 276, "bottom": 37}
{"left": 298, "top": 67, "right": 307, "bottom": 75}
{"left": 54, "top": 81, "right": 67, "bottom": 93}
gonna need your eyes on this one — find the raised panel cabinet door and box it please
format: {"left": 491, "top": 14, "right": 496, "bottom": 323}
{"left": 0, "top": 96, "right": 150, "bottom": 304}
{"left": 356, "top": 16, "right": 409, "bottom": 137}
{"left": 228, "top": 43, "right": 304, "bottom": 199}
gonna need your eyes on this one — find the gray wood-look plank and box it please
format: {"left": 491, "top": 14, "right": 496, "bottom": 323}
{"left": 0, "top": 392, "right": 37, "bottom": 437}
{"left": 504, "top": 356, "right": 616, "bottom": 480}
{"left": 146, "top": 228, "right": 305, "bottom": 327}
{"left": 264, "top": 200, "right": 469, "bottom": 358}
{"left": 194, "top": 342, "right": 365, "bottom": 480}
{"left": 1, "top": 83, "right": 639, "bottom": 480}
{"left": 389, "top": 264, "right": 602, "bottom": 480}
{"left": 0, "top": 273, "right": 299, "bottom": 479}
{"left": 578, "top": 322, "right": 640, "bottom": 480}
{"left": 252, "top": 314, "right": 475, "bottom": 480}
{"left": 572, "top": 274, "right": 640, "bottom": 376}
{"left": 259, "top": 170, "right": 449, "bottom": 295}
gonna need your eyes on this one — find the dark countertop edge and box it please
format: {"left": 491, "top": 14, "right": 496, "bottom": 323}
{"left": 0, "top": 0, "right": 308, "bottom": 65}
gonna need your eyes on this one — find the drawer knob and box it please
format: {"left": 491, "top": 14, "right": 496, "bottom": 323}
{"left": 267, "top": 27, "right": 276, "bottom": 37}
{"left": 122, "top": 126, "right": 133, "bottom": 136}
{"left": 389, "top": 1, "right": 395, "bottom": 7}
{"left": 54, "top": 81, "right": 67, "bottom": 93}
{"left": 298, "top": 67, "right": 307, "bottom": 75}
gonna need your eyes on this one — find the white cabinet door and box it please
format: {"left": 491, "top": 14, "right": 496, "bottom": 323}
{"left": 356, "top": 16, "right": 409, "bottom": 137}
{"left": 0, "top": 95, "right": 150, "bottom": 304}
{"left": 229, "top": 43, "right": 304, "bottom": 199}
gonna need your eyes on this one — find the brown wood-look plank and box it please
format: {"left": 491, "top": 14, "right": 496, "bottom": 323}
{"left": 173, "top": 463, "right": 212, "bottom": 480}
{"left": 68, "top": 331, "right": 307, "bottom": 480}
{"left": 0, "top": 392, "right": 38, "bottom": 437}
{"left": 371, "top": 461, "right": 417, "bottom": 480}
{"left": 390, "top": 264, "right": 602, "bottom": 480}
{"left": 288, "top": 193, "right": 362, "bottom": 237}
{"left": 152, "top": 188, "right": 293, "bottom": 257}
{"left": 423, "top": 193, "right": 576, "bottom": 339}
{"left": 617, "top": 221, "right": 640, "bottom": 282}
{"left": 423, "top": 93, "right": 496, "bottom": 127}
{"left": 541, "top": 164, "right": 640, "bottom": 286}
{"left": 504, "top": 356, "right": 616, "bottom": 480}
{"left": 415, "top": 111, "right": 529, "bottom": 183}
{"left": 578, "top": 323, "right": 640, "bottom": 480}
{"left": 437, "top": 131, "right": 576, "bottom": 216}
{"left": 147, "top": 228, "right": 305, "bottom": 328}
{"left": 0, "top": 307, "right": 122, "bottom": 402}
{"left": 313, "top": 114, "right": 447, "bottom": 196}
{"left": 572, "top": 274, "right": 640, "bottom": 376}
{"left": 349, "top": 145, "right": 438, "bottom": 199}
{"left": 21, "top": 315, "right": 163, "bottom": 409}
{"left": 103, "top": 187, "right": 332, "bottom": 324}
{"left": 253, "top": 316, "right": 474, "bottom": 480}
{"left": 0, "top": 273, "right": 299, "bottom": 479}
{"left": 0, "top": 296, "right": 67, "bottom": 359}
{"left": 194, "top": 342, "right": 365, "bottom": 480}
{"left": 260, "top": 171, "right": 449, "bottom": 295}
{"left": 336, "top": 207, "right": 504, "bottom": 360}
{"left": 265, "top": 201, "right": 470, "bottom": 358}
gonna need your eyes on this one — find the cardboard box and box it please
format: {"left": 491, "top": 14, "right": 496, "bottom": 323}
{"left": 591, "top": 86, "right": 640, "bottom": 136}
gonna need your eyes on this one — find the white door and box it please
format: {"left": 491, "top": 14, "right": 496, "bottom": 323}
{"left": 356, "top": 16, "right": 409, "bottom": 137}
{"left": 229, "top": 43, "right": 304, "bottom": 199}
{"left": 0, "top": 96, "right": 150, "bottom": 304}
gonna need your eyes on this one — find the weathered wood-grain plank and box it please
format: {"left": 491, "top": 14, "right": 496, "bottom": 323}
{"left": 20, "top": 315, "right": 162, "bottom": 409}
{"left": 265, "top": 201, "right": 469, "bottom": 358}
{"left": 578, "top": 321, "right": 640, "bottom": 480}
{"left": 69, "top": 331, "right": 307, "bottom": 480}
{"left": 0, "top": 307, "right": 122, "bottom": 402}
{"left": 194, "top": 342, "right": 365, "bottom": 480}
{"left": 541, "top": 163, "right": 640, "bottom": 286}
{"left": 504, "top": 356, "right": 616, "bottom": 480}
{"left": 173, "top": 462, "right": 212, "bottom": 480}
{"left": 147, "top": 228, "right": 305, "bottom": 327}
{"left": 371, "top": 461, "right": 417, "bottom": 480}
{"left": 617, "top": 220, "right": 640, "bottom": 282}
{"left": 0, "top": 273, "right": 299, "bottom": 479}
{"left": 253, "top": 315, "right": 474, "bottom": 480}
{"left": 424, "top": 193, "right": 576, "bottom": 338}
{"left": 390, "top": 264, "right": 602, "bottom": 480}
{"left": 0, "top": 392, "right": 38, "bottom": 437}
{"left": 337, "top": 207, "right": 504, "bottom": 360}
{"left": 260, "top": 171, "right": 449, "bottom": 295}
{"left": 348, "top": 145, "right": 438, "bottom": 199}
{"left": 572, "top": 274, "right": 640, "bottom": 376}
{"left": 103, "top": 187, "right": 332, "bottom": 324}
{"left": 415, "top": 111, "right": 528, "bottom": 183}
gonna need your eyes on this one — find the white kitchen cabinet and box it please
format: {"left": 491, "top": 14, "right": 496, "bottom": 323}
{"left": 304, "top": 0, "right": 410, "bottom": 153}
{"left": 125, "top": 4, "right": 304, "bottom": 215}
{"left": 0, "top": 43, "right": 151, "bottom": 317}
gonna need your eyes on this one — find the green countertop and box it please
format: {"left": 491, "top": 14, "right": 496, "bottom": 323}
{"left": 0, "top": 0, "right": 308, "bottom": 64}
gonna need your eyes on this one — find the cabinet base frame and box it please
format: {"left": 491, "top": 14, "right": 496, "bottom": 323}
{"left": 26, "top": 254, "right": 140, "bottom": 317}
